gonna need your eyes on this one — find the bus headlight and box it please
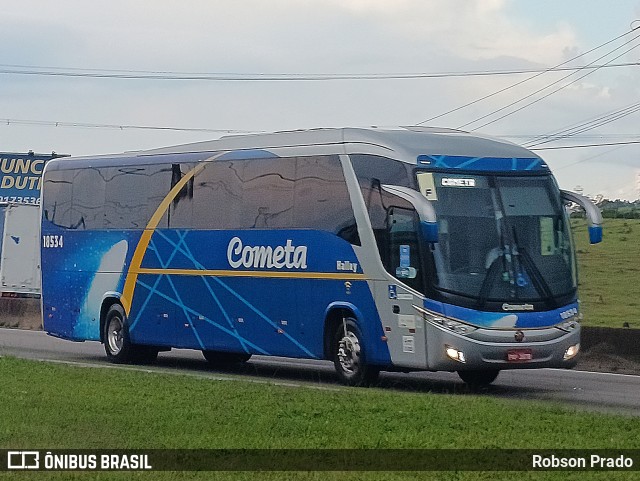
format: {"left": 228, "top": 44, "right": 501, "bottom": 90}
{"left": 564, "top": 343, "right": 580, "bottom": 360}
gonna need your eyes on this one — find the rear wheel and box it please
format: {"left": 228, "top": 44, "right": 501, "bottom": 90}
{"left": 333, "top": 319, "right": 379, "bottom": 387}
{"left": 202, "top": 350, "right": 252, "bottom": 365}
{"left": 457, "top": 369, "right": 500, "bottom": 388}
{"left": 103, "top": 304, "right": 157, "bottom": 364}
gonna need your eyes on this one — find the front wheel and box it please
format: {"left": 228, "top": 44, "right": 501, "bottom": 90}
{"left": 457, "top": 369, "right": 500, "bottom": 388}
{"left": 333, "top": 319, "right": 379, "bottom": 387}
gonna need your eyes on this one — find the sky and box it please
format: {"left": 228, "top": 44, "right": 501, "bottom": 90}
{"left": 1, "top": 0, "right": 640, "bottom": 200}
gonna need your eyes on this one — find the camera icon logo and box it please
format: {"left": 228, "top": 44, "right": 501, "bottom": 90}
{"left": 7, "top": 451, "right": 40, "bottom": 470}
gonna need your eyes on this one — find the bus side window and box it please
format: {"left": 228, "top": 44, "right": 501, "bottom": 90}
{"left": 147, "top": 164, "right": 172, "bottom": 229}
{"left": 294, "top": 156, "right": 359, "bottom": 244}
{"left": 192, "top": 161, "right": 244, "bottom": 230}
{"left": 242, "top": 158, "right": 295, "bottom": 229}
{"left": 386, "top": 206, "right": 423, "bottom": 291}
{"left": 351, "top": 154, "right": 414, "bottom": 251}
{"left": 70, "top": 168, "right": 106, "bottom": 230}
{"left": 191, "top": 155, "right": 358, "bottom": 238}
{"left": 104, "top": 166, "right": 154, "bottom": 229}
{"left": 169, "top": 163, "right": 195, "bottom": 229}
{"left": 42, "top": 169, "right": 73, "bottom": 228}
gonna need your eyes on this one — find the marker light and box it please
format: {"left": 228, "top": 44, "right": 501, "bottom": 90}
{"left": 564, "top": 343, "right": 580, "bottom": 361}
{"left": 445, "top": 345, "right": 466, "bottom": 363}
{"left": 557, "top": 319, "right": 579, "bottom": 332}
{"left": 413, "top": 305, "right": 477, "bottom": 335}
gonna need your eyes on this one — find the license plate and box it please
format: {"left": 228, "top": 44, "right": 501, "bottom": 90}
{"left": 507, "top": 349, "right": 533, "bottom": 362}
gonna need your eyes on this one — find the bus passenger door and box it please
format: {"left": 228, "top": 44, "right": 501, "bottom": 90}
{"left": 377, "top": 207, "right": 428, "bottom": 369}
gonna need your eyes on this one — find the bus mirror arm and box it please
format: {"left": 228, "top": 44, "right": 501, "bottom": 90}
{"left": 561, "top": 189, "right": 603, "bottom": 244}
{"left": 381, "top": 184, "right": 438, "bottom": 243}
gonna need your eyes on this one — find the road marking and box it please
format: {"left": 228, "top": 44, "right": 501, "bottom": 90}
{"left": 545, "top": 368, "right": 640, "bottom": 379}
{"left": 2, "top": 328, "right": 640, "bottom": 380}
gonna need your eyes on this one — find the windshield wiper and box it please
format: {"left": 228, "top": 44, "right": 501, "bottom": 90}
{"left": 511, "top": 227, "right": 558, "bottom": 309}
{"left": 476, "top": 208, "right": 511, "bottom": 309}
{"left": 475, "top": 254, "right": 504, "bottom": 309}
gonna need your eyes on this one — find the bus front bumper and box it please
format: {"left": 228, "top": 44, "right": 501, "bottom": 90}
{"left": 425, "top": 321, "right": 581, "bottom": 371}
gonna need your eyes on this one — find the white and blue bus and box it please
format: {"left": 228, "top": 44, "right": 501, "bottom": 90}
{"left": 40, "top": 127, "right": 602, "bottom": 386}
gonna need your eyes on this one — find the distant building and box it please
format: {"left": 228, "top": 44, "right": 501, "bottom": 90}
{"left": 0, "top": 151, "right": 68, "bottom": 296}
{"left": 0, "top": 151, "right": 68, "bottom": 205}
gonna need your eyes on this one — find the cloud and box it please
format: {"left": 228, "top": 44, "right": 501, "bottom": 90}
{"left": 329, "top": 0, "right": 577, "bottom": 65}
{"left": 2, "top": 0, "right": 578, "bottom": 70}
{"left": 0, "top": 0, "right": 638, "bottom": 198}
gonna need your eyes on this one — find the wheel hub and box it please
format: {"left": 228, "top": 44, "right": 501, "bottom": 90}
{"left": 107, "top": 317, "right": 124, "bottom": 354}
{"left": 337, "top": 332, "right": 361, "bottom": 374}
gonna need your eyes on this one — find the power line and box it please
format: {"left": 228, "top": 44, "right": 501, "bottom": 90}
{"left": 3, "top": 117, "right": 639, "bottom": 151}
{"left": 460, "top": 29, "right": 640, "bottom": 130}
{"left": 551, "top": 145, "right": 628, "bottom": 171}
{"left": 461, "top": 31, "right": 640, "bottom": 131}
{"left": 416, "top": 26, "right": 640, "bottom": 125}
{"left": 507, "top": 133, "right": 640, "bottom": 140}
{"left": 524, "top": 100, "right": 640, "bottom": 147}
{"left": 531, "top": 140, "right": 640, "bottom": 150}
{"left": 0, "top": 62, "right": 638, "bottom": 81}
{"left": 525, "top": 104, "right": 640, "bottom": 146}
{"left": 0, "top": 118, "right": 258, "bottom": 134}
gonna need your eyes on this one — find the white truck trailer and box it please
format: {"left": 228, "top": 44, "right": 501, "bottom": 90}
{"left": 0, "top": 203, "right": 41, "bottom": 296}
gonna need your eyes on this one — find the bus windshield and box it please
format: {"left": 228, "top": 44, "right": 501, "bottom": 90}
{"left": 416, "top": 172, "right": 576, "bottom": 305}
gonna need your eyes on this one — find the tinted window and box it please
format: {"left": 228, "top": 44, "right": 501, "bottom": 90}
{"left": 351, "top": 154, "right": 420, "bottom": 275}
{"left": 147, "top": 164, "right": 173, "bottom": 229}
{"left": 57, "top": 155, "right": 358, "bottom": 240}
{"left": 351, "top": 154, "right": 412, "bottom": 188}
{"left": 350, "top": 154, "right": 413, "bottom": 230}
{"left": 192, "top": 160, "right": 244, "bottom": 229}
{"left": 386, "top": 207, "right": 424, "bottom": 293}
{"left": 294, "top": 156, "right": 359, "bottom": 243}
{"left": 242, "top": 157, "right": 295, "bottom": 229}
{"left": 104, "top": 165, "right": 172, "bottom": 229}
{"left": 190, "top": 156, "right": 358, "bottom": 242}
{"left": 70, "top": 168, "right": 106, "bottom": 229}
{"left": 169, "top": 163, "right": 195, "bottom": 229}
{"left": 42, "top": 169, "right": 73, "bottom": 228}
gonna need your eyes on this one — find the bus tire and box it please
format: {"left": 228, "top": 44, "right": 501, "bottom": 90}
{"left": 103, "top": 304, "right": 157, "bottom": 364}
{"left": 333, "top": 319, "right": 379, "bottom": 387}
{"left": 457, "top": 369, "right": 499, "bottom": 388}
{"left": 202, "top": 350, "right": 251, "bottom": 365}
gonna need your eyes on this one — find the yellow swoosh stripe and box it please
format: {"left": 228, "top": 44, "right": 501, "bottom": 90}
{"left": 136, "top": 267, "right": 367, "bottom": 281}
{"left": 121, "top": 161, "right": 208, "bottom": 314}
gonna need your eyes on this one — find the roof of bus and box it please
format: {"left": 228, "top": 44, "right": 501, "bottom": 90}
{"left": 46, "top": 126, "right": 544, "bottom": 171}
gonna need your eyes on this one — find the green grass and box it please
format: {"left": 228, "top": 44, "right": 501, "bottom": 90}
{"left": 1, "top": 357, "right": 639, "bottom": 480}
{"left": 571, "top": 218, "right": 640, "bottom": 328}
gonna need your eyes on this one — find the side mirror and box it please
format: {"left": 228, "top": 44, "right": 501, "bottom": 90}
{"left": 561, "top": 190, "right": 603, "bottom": 244}
{"left": 381, "top": 184, "right": 438, "bottom": 243}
